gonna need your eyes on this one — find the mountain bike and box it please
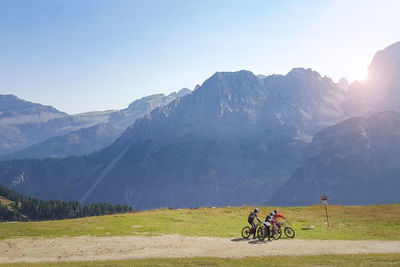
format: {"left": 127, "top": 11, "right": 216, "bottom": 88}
{"left": 257, "top": 223, "right": 281, "bottom": 241}
{"left": 278, "top": 219, "right": 295, "bottom": 239}
{"left": 241, "top": 220, "right": 262, "bottom": 239}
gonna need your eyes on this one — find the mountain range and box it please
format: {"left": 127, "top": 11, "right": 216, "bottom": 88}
{"left": 0, "top": 88, "right": 190, "bottom": 159}
{"left": 0, "top": 42, "right": 400, "bottom": 209}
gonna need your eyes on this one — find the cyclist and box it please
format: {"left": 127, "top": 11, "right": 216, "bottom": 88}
{"left": 273, "top": 209, "right": 285, "bottom": 220}
{"left": 263, "top": 214, "right": 272, "bottom": 242}
{"left": 268, "top": 213, "right": 281, "bottom": 236}
{"left": 248, "top": 208, "right": 262, "bottom": 239}
{"left": 272, "top": 209, "right": 285, "bottom": 227}
{"left": 269, "top": 211, "right": 276, "bottom": 223}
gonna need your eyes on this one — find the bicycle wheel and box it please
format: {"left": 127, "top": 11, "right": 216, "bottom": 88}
{"left": 272, "top": 228, "right": 282, "bottom": 240}
{"left": 284, "top": 227, "right": 295, "bottom": 238}
{"left": 241, "top": 226, "right": 251, "bottom": 239}
{"left": 257, "top": 226, "right": 266, "bottom": 241}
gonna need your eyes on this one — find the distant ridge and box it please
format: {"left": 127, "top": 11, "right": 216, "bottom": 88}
{"left": 0, "top": 88, "right": 191, "bottom": 158}
{"left": 2, "top": 123, "right": 122, "bottom": 160}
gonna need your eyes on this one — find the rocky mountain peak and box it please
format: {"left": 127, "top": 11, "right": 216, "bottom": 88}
{"left": 346, "top": 41, "right": 400, "bottom": 115}
{"left": 368, "top": 41, "right": 400, "bottom": 79}
{"left": 286, "top": 67, "right": 321, "bottom": 78}
{"left": 175, "top": 88, "right": 192, "bottom": 98}
{"left": 196, "top": 70, "right": 265, "bottom": 108}
{"left": 202, "top": 70, "right": 261, "bottom": 91}
{"left": 0, "top": 94, "right": 65, "bottom": 118}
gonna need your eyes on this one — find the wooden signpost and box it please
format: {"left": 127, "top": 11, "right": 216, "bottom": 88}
{"left": 320, "top": 195, "right": 329, "bottom": 227}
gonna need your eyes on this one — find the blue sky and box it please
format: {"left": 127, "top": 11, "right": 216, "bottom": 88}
{"left": 0, "top": 0, "right": 399, "bottom": 114}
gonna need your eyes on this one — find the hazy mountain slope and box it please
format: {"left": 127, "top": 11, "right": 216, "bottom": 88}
{"left": 274, "top": 111, "right": 400, "bottom": 205}
{"left": 0, "top": 94, "right": 65, "bottom": 121}
{"left": 3, "top": 123, "right": 123, "bottom": 160}
{"left": 0, "top": 89, "right": 191, "bottom": 158}
{"left": 0, "top": 69, "right": 346, "bottom": 209}
{"left": 0, "top": 95, "right": 68, "bottom": 156}
{"left": 107, "top": 88, "right": 191, "bottom": 129}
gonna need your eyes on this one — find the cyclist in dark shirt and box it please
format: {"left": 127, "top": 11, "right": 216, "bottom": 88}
{"left": 248, "top": 208, "right": 261, "bottom": 239}
{"left": 263, "top": 214, "right": 272, "bottom": 242}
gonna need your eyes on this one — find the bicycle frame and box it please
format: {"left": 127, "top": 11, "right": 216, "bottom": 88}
{"left": 251, "top": 220, "right": 262, "bottom": 233}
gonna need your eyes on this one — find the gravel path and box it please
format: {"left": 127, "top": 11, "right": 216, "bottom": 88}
{"left": 1, "top": 235, "right": 400, "bottom": 263}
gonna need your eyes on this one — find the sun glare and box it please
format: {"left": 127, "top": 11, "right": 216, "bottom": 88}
{"left": 351, "top": 69, "right": 368, "bottom": 82}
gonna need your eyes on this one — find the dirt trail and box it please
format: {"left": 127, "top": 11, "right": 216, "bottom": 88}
{"left": 0, "top": 235, "right": 399, "bottom": 263}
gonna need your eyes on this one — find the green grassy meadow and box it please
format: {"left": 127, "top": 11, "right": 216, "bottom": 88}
{"left": 1, "top": 254, "right": 400, "bottom": 267}
{"left": 1, "top": 204, "right": 399, "bottom": 241}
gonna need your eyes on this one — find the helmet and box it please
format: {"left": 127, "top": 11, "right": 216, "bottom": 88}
{"left": 274, "top": 209, "right": 278, "bottom": 214}
{"left": 254, "top": 208, "right": 259, "bottom": 213}
{"left": 270, "top": 212, "right": 275, "bottom": 216}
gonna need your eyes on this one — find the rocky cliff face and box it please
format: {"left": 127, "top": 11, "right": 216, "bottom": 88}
{"left": 259, "top": 68, "right": 345, "bottom": 142}
{"left": 274, "top": 111, "right": 400, "bottom": 205}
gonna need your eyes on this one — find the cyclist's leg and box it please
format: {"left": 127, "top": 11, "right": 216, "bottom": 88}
{"left": 248, "top": 219, "right": 254, "bottom": 229}
{"left": 266, "top": 225, "right": 271, "bottom": 241}
{"left": 251, "top": 221, "right": 256, "bottom": 238}
{"left": 271, "top": 222, "right": 276, "bottom": 235}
